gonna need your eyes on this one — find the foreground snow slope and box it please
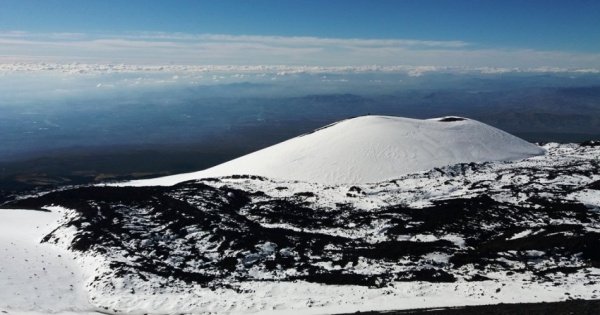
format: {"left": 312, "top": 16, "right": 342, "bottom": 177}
{"left": 1, "top": 142, "right": 599, "bottom": 314}
{"left": 126, "top": 115, "right": 544, "bottom": 186}
{"left": 0, "top": 208, "right": 95, "bottom": 314}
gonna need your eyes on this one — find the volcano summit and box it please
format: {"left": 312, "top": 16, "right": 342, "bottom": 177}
{"left": 127, "top": 115, "right": 545, "bottom": 186}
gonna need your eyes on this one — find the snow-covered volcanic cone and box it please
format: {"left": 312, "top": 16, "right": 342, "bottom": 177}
{"left": 127, "top": 115, "right": 545, "bottom": 186}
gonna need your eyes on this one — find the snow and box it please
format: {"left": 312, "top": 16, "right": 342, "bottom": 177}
{"left": 1, "top": 141, "right": 599, "bottom": 314}
{"left": 66, "top": 272, "right": 600, "bottom": 315}
{"left": 0, "top": 208, "right": 96, "bottom": 314}
{"left": 123, "top": 115, "right": 544, "bottom": 186}
{"left": 163, "top": 142, "right": 594, "bottom": 214}
{"left": 568, "top": 189, "right": 600, "bottom": 209}
{"left": 508, "top": 230, "right": 533, "bottom": 240}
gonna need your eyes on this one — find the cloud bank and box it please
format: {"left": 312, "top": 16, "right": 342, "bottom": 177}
{"left": 1, "top": 63, "right": 599, "bottom": 76}
{"left": 0, "top": 31, "right": 599, "bottom": 69}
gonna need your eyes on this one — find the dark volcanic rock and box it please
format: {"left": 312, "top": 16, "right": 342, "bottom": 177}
{"left": 2, "top": 143, "right": 600, "bottom": 290}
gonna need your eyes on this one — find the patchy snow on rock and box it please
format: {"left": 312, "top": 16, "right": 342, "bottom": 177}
{"left": 1, "top": 140, "right": 598, "bottom": 315}
{"left": 568, "top": 189, "right": 600, "bottom": 209}
{"left": 3, "top": 142, "right": 599, "bottom": 314}
{"left": 124, "top": 115, "right": 544, "bottom": 186}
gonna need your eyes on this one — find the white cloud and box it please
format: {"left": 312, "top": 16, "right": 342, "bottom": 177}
{"left": 0, "top": 63, "right": 597, "bottom": 76}
{"left": 0, "top": 31, "right": 598, "bottom": 69}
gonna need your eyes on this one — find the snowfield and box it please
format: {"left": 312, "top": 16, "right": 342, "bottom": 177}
{"left": 124, "top": 116, "right": 545, "bottom": 186}
{"left": 0, "top": 208, "right": 96, "bottom": 314}
{"left": 0, "top": 116, "right": 598, "bottom": 314}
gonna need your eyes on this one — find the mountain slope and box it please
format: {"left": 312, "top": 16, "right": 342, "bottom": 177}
{"left": 0, "top": 208, "right": 93, "bottom": 313}
{"left": 2, "top": 142, "right": 599, "bottom": 314}
{"left": 126, "top": 115, "right": 544, "bottom": 186}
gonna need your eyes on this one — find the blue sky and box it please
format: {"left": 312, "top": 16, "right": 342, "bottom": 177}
{"left": 0, "top": 0, "right": 599, "bottom": 68}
